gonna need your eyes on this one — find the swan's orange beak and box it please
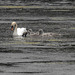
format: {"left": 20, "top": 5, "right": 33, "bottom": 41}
{"left": 11, "top": 26, "right": 13, "bottom": 31}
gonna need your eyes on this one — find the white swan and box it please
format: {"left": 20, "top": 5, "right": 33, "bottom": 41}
{"left": 11, "top": 22, "right": 27, "bottom": 37}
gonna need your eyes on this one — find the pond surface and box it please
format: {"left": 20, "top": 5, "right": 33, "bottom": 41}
{"left": 0, "top": 3, "right": 75, "bottom": 75}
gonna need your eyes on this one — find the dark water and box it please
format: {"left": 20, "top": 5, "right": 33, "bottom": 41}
{"left": 0, "top": 3, "right": 75, "bottom": 75}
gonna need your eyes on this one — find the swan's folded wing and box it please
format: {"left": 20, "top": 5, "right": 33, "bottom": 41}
{"left": 17, "top": 28, "right": 27, "bottom": 36}
{"left": 21, "top": 28, "right": 27, "bottom": 32}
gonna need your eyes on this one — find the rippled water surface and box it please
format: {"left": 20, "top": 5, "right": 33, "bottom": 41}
{"left": 0, "top": 3, "right": 75, "bottom": 75}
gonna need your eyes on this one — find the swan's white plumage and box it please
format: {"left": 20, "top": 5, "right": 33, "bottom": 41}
{"left": 17, "top": 28, "right": 27, "bottom": 36}
{"left": 11, "top": 22, "right": 27, "bottom": 36}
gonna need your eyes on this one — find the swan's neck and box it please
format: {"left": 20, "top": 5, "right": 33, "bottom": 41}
{"left": 13, "top": 24, "right": 17, "bottom": 36}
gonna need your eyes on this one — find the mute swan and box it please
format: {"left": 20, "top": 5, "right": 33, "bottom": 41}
{"left": 26, "top": 29, "right": 38, "bottom": 37}
{"left": 27, "top": 29, "right": 36, "bottom": 35}
{"left": 38, "top": 29, "right": 61, "bottom": 37}
{"left": 27, "top": 29, "right": 53, "bottom": 37}
{"left": 11, "top": 22, "right": 27, "bottom": 37}
{"left": 27, "top": 29, "right": 57, "bottom": 37}
{"left": 38, "top": 29, "right": 52, "bottom": 37}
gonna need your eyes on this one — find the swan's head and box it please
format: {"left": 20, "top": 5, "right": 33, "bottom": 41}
{"left": 11, "top": 22, "right": 17, "bottom": 31}
{"left": 27, "top": 29, "right": 32, "bottom": 34}
{"left": 28, "top": 29, "right": 32, "bottom": 32}
{"left": 39, "top": 29, "right": 44, "bottom": 35}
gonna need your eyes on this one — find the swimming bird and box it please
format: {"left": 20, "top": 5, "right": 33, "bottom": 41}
{"left": 26, "top": 29, "right": 39, "bottom": 37}
{"left": 27, "top": 29, "right": 57, "bottom": 37}
{"left": 38, "top": 29, "right": 61, "bottom": 37}
{"left": 27, "top": 29, "right": 35, "bottom": 35}
{"left": 11, "top": 22, "right": 27, "bottom": 37}
{"left": 27, "top": 29, "right": 52, "bottom": 37}
{"left": 38, "top": 29, "right": 52, "bottom": 37}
